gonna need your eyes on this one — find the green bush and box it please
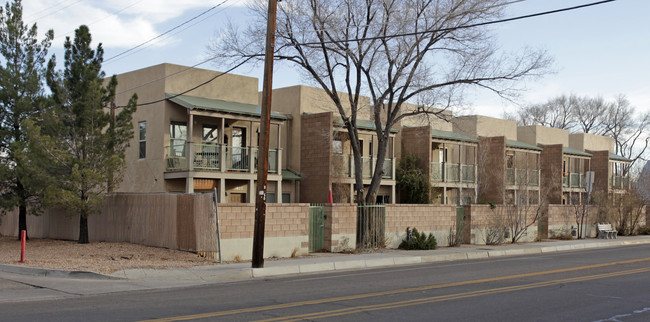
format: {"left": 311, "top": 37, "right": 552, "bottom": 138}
{"left": 399, "top": 227, "right": 437, "bottom": 250}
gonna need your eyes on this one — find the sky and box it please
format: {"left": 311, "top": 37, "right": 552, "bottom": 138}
{"left": 20, "top": 0, "right": 650, "bottom": 118}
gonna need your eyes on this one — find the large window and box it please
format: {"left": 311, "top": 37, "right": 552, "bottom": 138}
{"left": 170, "top": 121, "right": 187, "bottom": 157}
{"left": 139, "top": 122, "right": 146, "bottom": 159}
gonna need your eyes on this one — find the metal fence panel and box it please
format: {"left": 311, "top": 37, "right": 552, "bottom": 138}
{"left": 309, "top": 205, "right": 325, "bottom": 251}
{"left": 357, "top": 204, "right": 386, "bottom": 249}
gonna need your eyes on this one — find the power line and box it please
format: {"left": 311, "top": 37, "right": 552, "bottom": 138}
{"left": 27, "top": 0, "right": 84, "bottom": 25}
{"left": 296, "top": 0, "right": 615, "bottom": 46}
{"left": 104, "top": 0, "right": 230, "bottom": 63}
{"left": 105, "top": 0, "right": 237, "bottom": 65}
{"left": 55, "top": 0, "right": 146, "bottom": 40}
{"left": 117, "top": 55, "right": 256, "bottom": 108}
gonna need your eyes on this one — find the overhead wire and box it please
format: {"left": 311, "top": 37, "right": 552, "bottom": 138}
{"left": 115, "top": 0, "right": 614, "bottom": 108}
{"left": 104, "top": 0, "right": 230, "bottom": 64}
{"left": 295, "top": 0, "right": 615, "bottom": 46}
{"left": 27, "top": 0, "right": 84, "bottom": 25}
{"left": 117, "top": 55, "right": 257, "bottom": 108}
{"left": 55, "top": 0, "right": 146, "bottom": 40}
{"left": 105, "top": 0, "right": 237, "bottom": 65}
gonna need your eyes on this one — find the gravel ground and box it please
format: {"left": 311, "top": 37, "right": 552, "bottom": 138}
{"left": 0, "top": 236, "right": 216, "bottom": 274}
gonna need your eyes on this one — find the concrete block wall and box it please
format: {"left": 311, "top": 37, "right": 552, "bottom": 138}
{"left": 466, "top": 204, "right": 539, "bottom": 244}
{"left": 540, "top": 144, "right": 564, "bottom": 204}
{"left": 324, "top": 204, "right": 357, "bottom": 251}
{"left": 300, "top": 112, "right": 333, "bottom": 203}
{"left": 547, "top": 205, "right": 598, "bottom": 238}
{"left": 384, "top": 204, "right": 457, "bottom": 247}
{"left": 217, "top": 203, "right": 310, "bottom": 261}
{"left": 478, "top": 137, "right": 506, "bottom": 204}
{"left": 590, "top": 150, "right": 610, "bottom": 195}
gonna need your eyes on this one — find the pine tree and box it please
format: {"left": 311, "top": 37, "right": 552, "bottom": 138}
{"left": 45, "top": 25, "right": 136, "bottom": 243}
{"left": 0, "top": 0, "right": 53, "bottom": 238}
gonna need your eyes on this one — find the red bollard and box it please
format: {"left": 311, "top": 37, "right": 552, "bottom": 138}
{"left": 20, "top": 230, "right": 26, "bottom": 263}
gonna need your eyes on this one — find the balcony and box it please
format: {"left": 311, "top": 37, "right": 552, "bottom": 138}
{"left": 611, "top": 175, "right": 630, "bottom": 189}
{"left": 430, "top": 162, "right": 476, "bottom": 184}
{"left": 165, "top": 144, "right": 279, "bottom": 174}
{"left": 332, "top": 153, "right": 394, "bottom": 179}
{"left": 506, "top": 168, "right": 540, "bottom": 186}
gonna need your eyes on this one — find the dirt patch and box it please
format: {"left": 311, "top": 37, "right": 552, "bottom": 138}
{"left": 0, "top": 236, "right": 216, "bottom": 275}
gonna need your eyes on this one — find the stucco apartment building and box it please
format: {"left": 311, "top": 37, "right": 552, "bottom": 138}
{"left": 113, "top": 64, "right": 630, "bottom": 206}
{"left": 112, "top": 63, "right": 299, "bottom": 204}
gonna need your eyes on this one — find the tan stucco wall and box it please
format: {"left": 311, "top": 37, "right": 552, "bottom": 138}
{"left": 452, "top": 115, "right": 517, "bottom": 140}
{"left": 517, "top": 125, "right": 569, "bottom": 147}
{"left": 569, "top": 133, "right": 615, "bottom": 154}
{"left": 112, "top": 63, "right": 266, "bottom": 193}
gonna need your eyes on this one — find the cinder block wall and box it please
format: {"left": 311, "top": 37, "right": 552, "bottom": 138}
{"left": 384, "top": 204, "right": 456, "bottom": 247}
{"left": 300, "top": 112, "right": 333, "bottom": 203}
{"left": 590, "top": 150, "right": 610, "bottom": 195}
{"left": 466, "top": 204, "right": 540, "bottom": 244}
{"left": 547, "top": 205, "right": 598, "bottom": 238}
{"left": 217, "top": 203, "right": 310, "bottom": 261}
{"left": 478, "top": 137, "right": 506, "bottom": 203}
{"left": 540, "top": 144, "right": 564, "bottom": 204}
{"left": 324, "top": 204, "right": 357, "bottom": 251}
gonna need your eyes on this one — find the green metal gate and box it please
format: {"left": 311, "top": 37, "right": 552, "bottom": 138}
{"left": 309, "top": 204, "right": 326, "bottom": 252}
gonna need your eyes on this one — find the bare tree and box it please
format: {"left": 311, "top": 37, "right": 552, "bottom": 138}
{"left": 601, "top": 95, "right": 649, "bottom": 171}
{"left": 210, "top": 0, "right": 550, "bottom": 204}
{"left": 513, "top": 94, "right": 577, "bottom": 129}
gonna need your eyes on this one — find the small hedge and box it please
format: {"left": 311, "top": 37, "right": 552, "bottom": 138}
{"left": 399, "top": 227, "right": 437, "bottom": 250}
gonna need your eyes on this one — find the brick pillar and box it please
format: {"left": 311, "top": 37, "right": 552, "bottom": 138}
{"left": 540, "top": 144, "right": 563, "bottom": 205}
{"left": 478, "top": 137, "right": 506, "bottom": 204}
{"left": 300, "top": 112, "right": 333, "bottom": 203}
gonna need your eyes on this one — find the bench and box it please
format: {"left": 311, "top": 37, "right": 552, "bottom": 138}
{"left": 597, "top": 223, "right": 617, "bottom": 239}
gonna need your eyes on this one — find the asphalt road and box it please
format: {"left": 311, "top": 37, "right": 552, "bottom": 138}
{"left": 1, "top": 245, "right": 650, "bottom": 322}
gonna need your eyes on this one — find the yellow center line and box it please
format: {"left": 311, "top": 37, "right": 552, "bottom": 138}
{"left": 140, "top": 257, "right": 650, "bottom": 322}
{"left": 264, "top": 267, "right": 650, "bottom": 322}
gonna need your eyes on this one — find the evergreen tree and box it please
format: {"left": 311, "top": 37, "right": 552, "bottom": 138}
{"left": 45, "top": 25, "right": 136, "bottom": 243}
{"left": 0, "top": 0, "right": 53, "bottom": 237}
{"left": 396, "top": 155, "right": 431, "bottom": 204}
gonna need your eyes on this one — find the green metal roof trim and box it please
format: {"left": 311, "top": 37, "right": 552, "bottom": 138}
{"left": 563, "top": 147, "right": 592, "bottom": 157}
{"left": 506, "top": 140, "right": 543, "bottom": 151}
{"left": 282, "top": 169, "right": 302, "bottom": 181}
{"left": 166, "top": 93, "right": 288, "bottom": 120}
{"left": 609, "top": 153, "right": 632, "bottom": 162}
{"left": 430, "top": 129, "right": 478, "bottom": 143}
{"left": 334, "top": 117, "right": 399, "bottom": 133}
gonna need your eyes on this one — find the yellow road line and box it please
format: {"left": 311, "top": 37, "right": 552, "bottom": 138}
{"left": 264, "top": 267, "right": 650, "bottom": 322}
{"left": 141, "top": 257, "right": 650, "bottom": 322}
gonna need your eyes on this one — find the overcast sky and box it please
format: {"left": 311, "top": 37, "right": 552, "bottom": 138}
{"left": 22, "top": 0, "right": 650, "bottom": 118}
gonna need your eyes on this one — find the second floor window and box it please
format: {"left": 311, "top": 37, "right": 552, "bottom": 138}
{"left": 139, "top": 122, "right": 146, "bottom": 159}
{"left": 170, "top": 121, "right": 187, "bottom": 157}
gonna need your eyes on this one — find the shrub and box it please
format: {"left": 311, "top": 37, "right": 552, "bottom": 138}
{"left": 399, "top": 227, "right": 437, "bottom": 250}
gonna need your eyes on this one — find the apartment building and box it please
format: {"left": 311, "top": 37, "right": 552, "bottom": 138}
{"left": 401, "top": 126, "right": 478, "bottom": 205}
{"left": 271, "top": 86, "right": 397, "bottom": 204}
{"left": 569, "top": 133, "right": 632, "bottom": 198}
{"left": 112, "top": 63, "right": 297, "bottom": 203}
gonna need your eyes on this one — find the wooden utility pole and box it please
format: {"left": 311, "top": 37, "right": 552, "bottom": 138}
{"left": 252, "top": 0, "right": 278, "bottom": 268}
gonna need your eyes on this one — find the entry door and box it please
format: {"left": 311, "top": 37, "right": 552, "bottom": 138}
{"left": 232, "top": 127, "right": 247, "bottom": 169}
{"left": 228, "top": 193, "right": 246, "bottom": 203}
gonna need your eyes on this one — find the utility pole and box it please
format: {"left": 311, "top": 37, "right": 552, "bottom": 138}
{"left": 252, "top": 0, "right": 278, "bottom": 268}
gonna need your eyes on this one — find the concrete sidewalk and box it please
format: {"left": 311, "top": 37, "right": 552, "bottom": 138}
{"left": 1, "top": 235, "right": 649, "bottom": 303}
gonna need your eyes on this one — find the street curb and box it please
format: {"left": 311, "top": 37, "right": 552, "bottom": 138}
{"left": 0, "top": 263, "right": 121, "bottom": 280}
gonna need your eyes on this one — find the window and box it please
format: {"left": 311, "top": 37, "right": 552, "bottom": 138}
{"left": 139, "top": 122, "right": 146, "bottom": 159}
{"left": 267, "top": 193, "right": 276, "bottom": 203}
{"left": 332, "top": 140, "right": 342, "bottom": 154}
{"left": 170, "top": 121, "right": 187, "bottom": 157}
{"left": 282, "top": 193, "right": 291, "bottom": 203}
{"left": 202, "top": 125, "right": 218, "bottom": 143}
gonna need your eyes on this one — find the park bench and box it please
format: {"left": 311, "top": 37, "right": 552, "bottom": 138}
{"left": 597, "top": 223, "right": 617, "bottom": 239}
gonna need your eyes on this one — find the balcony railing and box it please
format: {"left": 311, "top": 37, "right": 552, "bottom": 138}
{"left": 506, "top": 168, "right": 540, "bottom": 186}
{"left": 165, "top": 144, "right": 279, "bottom": 174}
{"left": 430, "top": 162, "right": 476, "bottom": 184}
{"left": 461, "top": 164, "right": 475, "bottom": 183}
{"left": 332, "top": 153, "right": 394, "bottom": 179}
{"left": 611, "top": 175, "right": 630, "bottom": 189}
